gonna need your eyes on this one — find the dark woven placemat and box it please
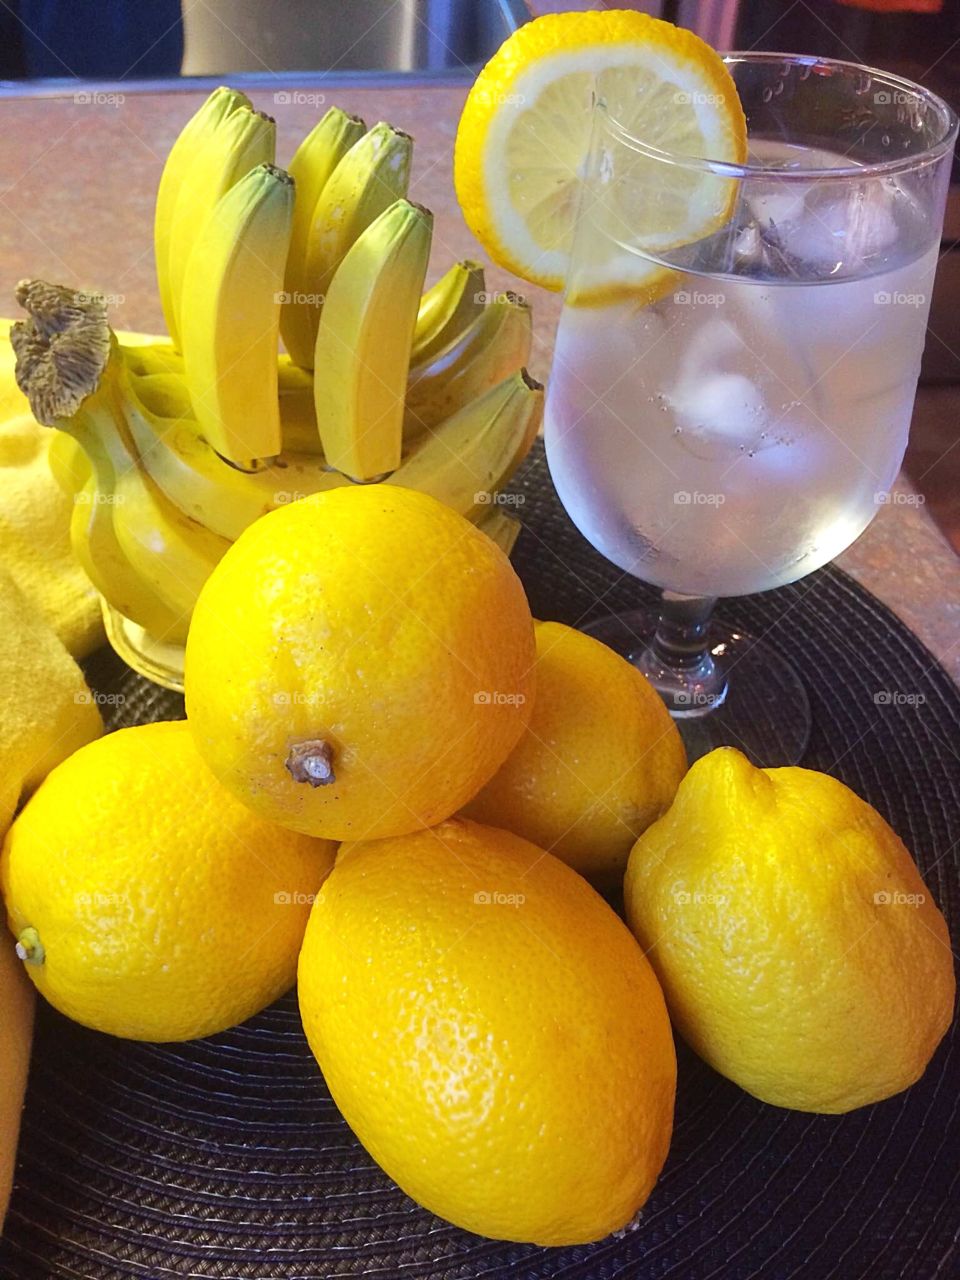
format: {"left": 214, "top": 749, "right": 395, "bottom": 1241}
{"left": 2, "top": 442, "right": 958, "bottom": 1280}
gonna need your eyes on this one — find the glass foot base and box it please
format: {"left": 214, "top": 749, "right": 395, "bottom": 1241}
{"left": 101, "top": 600, "right": 186, "bottom": 693}
{"left": 583, "top": 609, "right": 811, "bottom": 767}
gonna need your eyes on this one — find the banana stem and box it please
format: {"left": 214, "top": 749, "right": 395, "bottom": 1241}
{"left": 11, "top": 279, "right": 114, "bottom": 426}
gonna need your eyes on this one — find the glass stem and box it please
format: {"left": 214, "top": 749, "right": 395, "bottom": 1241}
{"left": 636, "top": 592, "right": 728, "bottom": 718}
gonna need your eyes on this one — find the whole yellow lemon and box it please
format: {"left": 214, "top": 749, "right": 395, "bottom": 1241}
{"left": 298, "top": 817, "right": 676, "bottom": 1245}
{"left": 624, "top": 746, "right": 955, "bottom": 1113}
{"left": 1, "top": 721, "right": 336, "bottom": 1042}
{"left": 464, "top": 621, "right": 686, "bottom": 891}
{"left": 185, "top": 486, "right": 536, "bottom": 842}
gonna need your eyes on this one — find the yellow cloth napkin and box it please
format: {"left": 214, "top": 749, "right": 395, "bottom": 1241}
{"left": 0, "top": 563, "right": 102, "bottom": 804}
{"left": 0, "top": 320, "right": 104, "bottom": 659}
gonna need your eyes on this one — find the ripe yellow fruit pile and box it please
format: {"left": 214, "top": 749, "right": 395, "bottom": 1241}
{"left": 1, "top": 9, "right": 955, "bottom": 1251}
{"left": 8, "top": 89, "right": 541, "bottom": 672}
{"left": 1, "top": 485, "right": 953, "bottom": 1248}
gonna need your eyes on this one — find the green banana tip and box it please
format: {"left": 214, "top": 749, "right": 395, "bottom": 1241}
{"left": 371, "top": 121, "right": 412, "bottom": 141}
{"left": 260, "top": 163, "right": 295, "bottom": 187}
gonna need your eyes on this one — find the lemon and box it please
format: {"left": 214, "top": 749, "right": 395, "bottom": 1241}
{"left": 298, "top": 817, "right": 675, "bottom": 1244}
{"left": 1, "top": 721, "right": 336, "bottom": 1042}
{"left": 464, "top": 621, "right": 685, "bottom": 891}
{"left": 185, "top": 486, "right": 536, "bottom": 843}
{"left": 454, "top": 11, "right": 747, "bottom": 303}
{"left": 624, "top": 747, "right": 955, "bottom": 1113}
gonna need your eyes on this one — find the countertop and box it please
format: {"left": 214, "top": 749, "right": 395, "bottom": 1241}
{"left": 1, "top": 83, "right": 957, "bottom": 681}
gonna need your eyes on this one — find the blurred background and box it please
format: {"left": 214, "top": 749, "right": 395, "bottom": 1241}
{"left": 6, "top": 0, "right": 953, "bottom": 377}
{"left": 0, "top": 1, "right": 956, "bottom": 91}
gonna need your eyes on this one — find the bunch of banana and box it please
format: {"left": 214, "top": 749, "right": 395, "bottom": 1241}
{"left": 9, "top": 88, "right": 542, "bottom": 682}
{"left": 10, "top": 283, "right": 229, "bottom": 648}
{"left": 11, "top": 279, "right": 540, "bottom": 634}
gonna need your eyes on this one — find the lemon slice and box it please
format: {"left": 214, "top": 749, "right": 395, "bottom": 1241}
{"left": 454, "top": 11, "right": 747, "bottom": 306}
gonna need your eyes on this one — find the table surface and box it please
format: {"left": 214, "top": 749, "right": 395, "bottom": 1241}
{"left": 1, "top": 83, "right": 957, "bottom": 682}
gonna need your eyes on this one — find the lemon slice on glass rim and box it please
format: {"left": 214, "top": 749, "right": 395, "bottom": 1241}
{"left": 454, "top": 11, "right": 747, "bottom": 307}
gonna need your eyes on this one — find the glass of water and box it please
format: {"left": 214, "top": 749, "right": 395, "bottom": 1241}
{"left": 545, "top": 53, "right": 956, "bottom": 765}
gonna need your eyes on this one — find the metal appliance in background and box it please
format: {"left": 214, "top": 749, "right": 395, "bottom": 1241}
{"left": 181, "top": 0, "right": 530, "bottom": 76}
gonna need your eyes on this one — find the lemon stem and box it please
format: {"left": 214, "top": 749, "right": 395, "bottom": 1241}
{"left": 286, "top": 739, "right": 336, "bottom": 787}
{"left": 15, "top": 927, "right": 45, "bottom": 966}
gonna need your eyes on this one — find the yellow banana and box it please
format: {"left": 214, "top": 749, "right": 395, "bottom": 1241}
{"left": 127, "top": 355, "right": 320, "bottom": 454}
{"left": 154, "top": 86, "right": 252, "bottom": 347}
{"left": 121, "top": 341, "right": 183, "bottom": 378}
{"left": 411, "top": 259, "right": 486, "bottom": 366}
{"left": 277, "top": 356, "right": 321, "bottom": 453}
{"left": 11, "top": 282, "right": 183, "bottom": 636}
{"left": 179, "top": 163, "right": 294, "bottom": 467}
{"left": 47, "top": 430, "right": 91, "bottom": 496}
{"left": 404, "top": 293, "right": 533, "bottom": 440}
{"left": 167, "top": 105, "right": 276, "bottom": 347}
{"left": 124, "top": 369, "right": 338, "bottom": 540}
{"left": 296, "top": 122, "right": 413, "bottom": 369}
{"left": 313, "top": 198, "right": 433, "bottom": 481}
{"left": 43, "top": 361, "right": 228, "bottom": 641}
{"left": 281, "top": 107, "right": 367, "bottom": 368}
{"left": 124, "top": 360, "right": 538, "bottom": 542}
{"left": 476, "top": 509, "right": 521, "bottom": 557}
{"left": 58, "top": 377, "right": 188, "bottom": 640}
{"left": 389, "top": 369, "right": 542, "bottom": 519}
{"left": 112, "top": 463, "right": 230, "bottom": 634}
